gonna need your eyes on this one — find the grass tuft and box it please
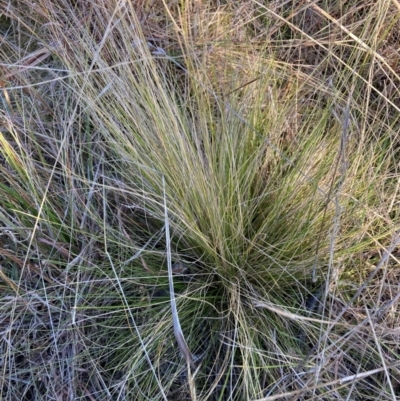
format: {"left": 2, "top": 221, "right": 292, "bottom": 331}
{"left": 0, "top": 0, "right": 400, "bottom": 400}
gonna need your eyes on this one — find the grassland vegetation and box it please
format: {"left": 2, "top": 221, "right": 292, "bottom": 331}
{"left": 0, "top": 0, "right": 400, "bottom": 400}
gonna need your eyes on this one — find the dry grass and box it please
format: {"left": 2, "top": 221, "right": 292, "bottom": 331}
{"left": 0, "top": 0, "right": 400, "bottom": 400}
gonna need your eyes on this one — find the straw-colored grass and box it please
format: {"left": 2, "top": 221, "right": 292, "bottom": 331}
{"left": 0, "top": 0, "right": 400, "bottom": 400}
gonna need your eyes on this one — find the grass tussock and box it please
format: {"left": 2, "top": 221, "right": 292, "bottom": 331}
{"left": 0, "top": 0, "right": 400, "bottom": 400}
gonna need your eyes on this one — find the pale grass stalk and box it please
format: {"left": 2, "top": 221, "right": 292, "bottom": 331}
{"left": 163, "top": 176, "right": 196, "bottom": 372}
{"left": 102, "top": 183, "right": 168, "bottom": 401}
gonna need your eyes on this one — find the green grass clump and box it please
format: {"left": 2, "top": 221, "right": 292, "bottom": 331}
{"left": 0, "top": 0, "right": 400, "bottom": 400}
